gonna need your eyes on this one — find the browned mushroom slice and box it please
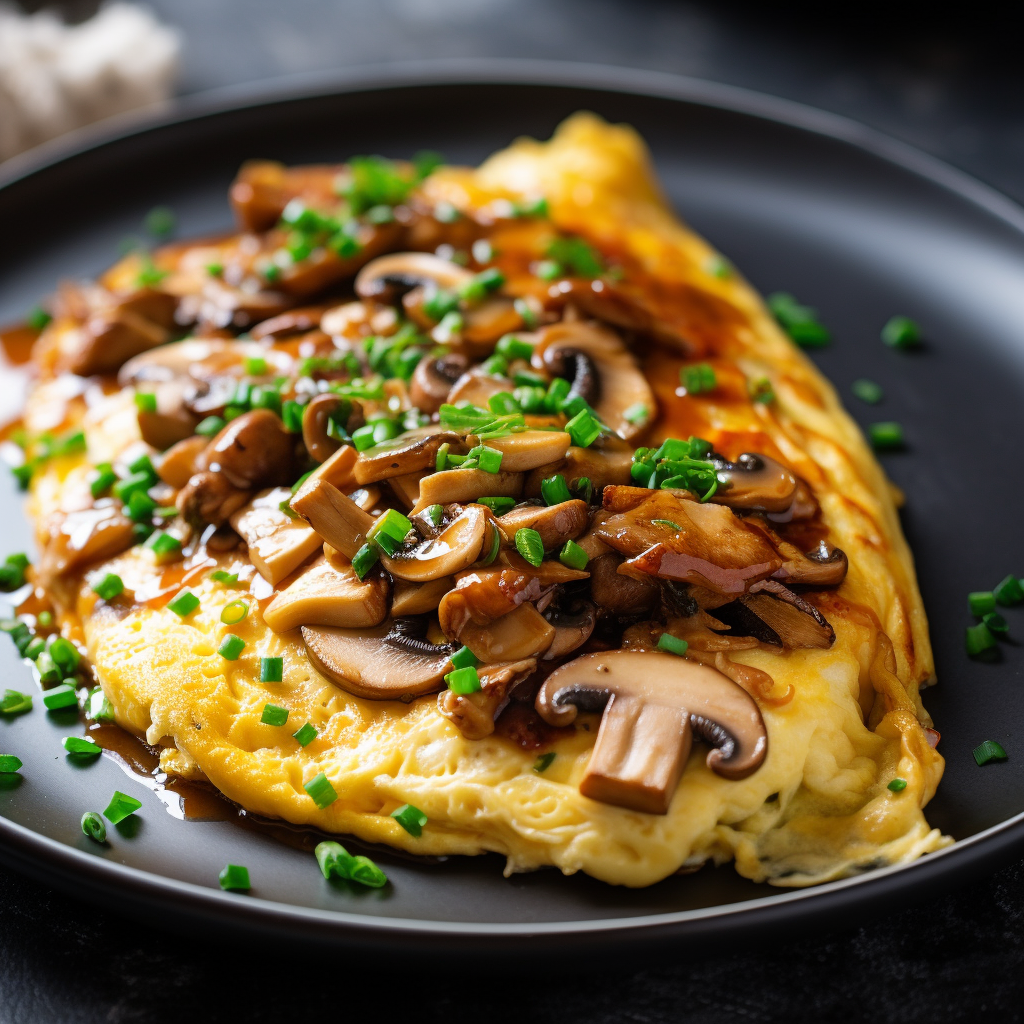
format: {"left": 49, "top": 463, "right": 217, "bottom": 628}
{"left": 264, "top": 554, "right": 389, "bottom": 633}
{"left": 156, "top": 435, "right": 208, "bottom": 489}
{"left": 391, "top": 576, "right": 455, "bottom": 617}
{"left": 353, "top": 429, "right": 463, "bottom": 486}
{"left": 711, "top": 453, "right": 797, "bottom": 513}
{"left": 250, "top": 304, "right": 332, "bottom": 341}
{"left": 730, "top": 579, "right": 835, "bottom": 649}
{"left": 136, "top": 379, "right": 200, "bottom": 450}
{"left": 290, "top": 478, "right": 375, "bottom": 560}
{"left": 542, "top": 600, "right": 597, "bottom": 660}
{"left": 355, "top": 251, "right": 473, "bottom": 304}
{"left": 772, "top": 540, "right": 849, "bottom": 587}
{"left": 301, "top": 394, "right": 363, "bottom": 465}
{"left": 37, "top": 505, "right": 136, "bottom": 586}
{"left": 301, "top": 619, "right": 455, "bottom": 701}
{"left": 495, "top": 500, "right": 588, "bottom": 550}
{"left": 409, "top": 352, "right": 469, "bottom": 414}
{"left": 595, "top": 491, "right": 783, "bottom": 595}
{"left": 196, "top": 409, "right": 296, "bottom": 490}
{"left": 380, "top": 505, "right": 489, "bottom": 582}
{"left": 388, "top": 471, "right": 426, "bottom": 510}
{"left": 228, "top": 487, "right": 323, "bottom": 585}
{"left": 177, "top": 470, "right": 251, "bottom": 528}
{"left": 230, "top": 159, "right": 340, "bottom": 232}
{"left": 466, "top": 430, "right": 571, "bottom": 473}
{"left": 296, "top": 443, "right": 359, "bottom": 495}
{"left": 446, "top": 367, "right": 515, "bottom": 409}
{"left": 531, "top": 320, "right": 655, "bottom": 440}
{"left": 524, "top": 441, "right": 633, "bottom": 499}
{"left": 535, "top": 650, "right": 768, "bottom": 814}
{"left": 413, "top": 469, "right": 523, "bottom": 513}
{"left": 451, "top": 602, "right": 555, "bottom": 663}
{"left": 438, "top": 658, "right": 538, "bottom": 740}
{"left": 587, "top": 553, "right": 659, "bottom": 617}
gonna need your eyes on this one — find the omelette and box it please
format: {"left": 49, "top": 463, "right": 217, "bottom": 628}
{"left": 8, "top": 113, "right": 949, "bottom": 888}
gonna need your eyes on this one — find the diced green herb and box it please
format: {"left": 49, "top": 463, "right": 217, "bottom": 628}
{"left": 219, "top": 864, "right": 251, "bottom": 891}
{"left": 0, "top": 689, "right": 32, "bottom": 716}
{"left": 210, "top": 570, "right": 240, "bottom": 587}
{"left": 515, "top": 527, "right": 545, "bottom": 567}
{"left": 994, "top": 575, "right": 1024, "bottom": 607}
{"left": 27, "top": 306, "right": 52, "bottom": 331}
{"left": 564, "top": 409, "right": 602, "bottom": 448}
{"left": 541, "top": 474, "right": 573, "bottom": 506}
{"left": 750, "top": 377, "right": 775, "bottom": 404}
{"left": 869, "top": 422, "right": 904, "bottom": 451}
{"left": 391, "top": 803, "right": 427, "bottom": 837}
{"left": 559, "top": 539, "right": 589, "bottom": 571}
{"left": 352, "top": 543, "right": 380, "bottom": 580}
{"left": 144, "top": 531, "right": 182, "bottom": 564}
{"left": 315, "top": 840, "right": 387, "bottom": 887}
{"left": 48, "top": 636, "right": 80, "bottom": 675}
{"left": 220, "top": 599, "right": 249, "bottom": 625}
{"left": 496, "top": 333, "right": 534, "bottom": 362}
{"left": 623, "top": 402, "right": 650, "bottom": 425}
{"left": 966, "top": 622, "right": 998, "bottom": 657}
{"left": 134, "top": 392, "right": 157, "bottom": 414}
{"left": 103, "top": 790, "right": 142, "bottom": 824}
{"left": 87, "top": 687, "right": 114, "bottom": 723}
{"left": 450, "top": 646, "right": 479, "bottom": 671}
{"left": 480, "top": 353, "right": 509, "bottom": 376}
{"left": 887, "top": 778, "right": 908, "bottom": 793}
{"left": 63, "top": 735, "right": 101, "bottom": 757}
{"left": 973, "top": 740, "right": 1008, "bottom": 766}
{"left": 983, "top": 612, "right": 1009, "bottom": 636}
{"left": 630, "top": 436, "right": 718, "bottom": 501}
{"left": 882, "top": 315, "right": 921, "bottom": 349}
{"left": 851, "top": 378, "right": 884, "bottom": 405}
{"left": 261, "top": 704, "right": 289, "bottom": 726}
{"left": 91, "top": 573, "right": 124, "bottom": 601}
{"left": 43, "top": 684, "right": 77, "bottom": 711}
{"left": 292, "top": 722, "right": 318, "bottom": 747}
{"left": 533, "top": 752, "right": 556, "bottom": 773}
{"left": 705, "top": 255, "right": 732, "bottom": 278}
{"left": 260, "top": 656, "right": 284, "bottom": 683}
{"left": 514, "top": 297, "right": 538, "bottom": 329}
{"left": 768, "top": 292, "right": 830, "bottom": 347}
{"left": 90, "top": 463, "right": 118, "bottom": 498}
{"left": 534, "top": 259, "right": 562, "bottom": 281}
{"left": 304, "top": 772, "right": 338, "bottom": 809}
{"left": 546, "top": 236, "right": 603, "bottom": 278}
{"left": 167, "top": 590, "right": 199, "bottom": 618}
{"left": 0, "top": 754, "right": 22, "bottom": 773}
{"left": 218, "top": 634, "right": 246, "bottom": 660}
{"left": 445, "top": 665, "right": 481, "bottom": 695}
{"left": 144, "top": 206, "right": 175, "bottom": 238}
{"left": 81, "top": 811, "right": 106, "bottom": 843}
{"left": 195, "top": 415, "right": 225, "bottom": 438}
{"left": 657, "top": 633, "right": 689, "bottom": 657}
{"left": 681, "top": 363, "right": 717, "bottom": 395}
{"left": 477, "top": 496, "right": 515, "bottom": 516}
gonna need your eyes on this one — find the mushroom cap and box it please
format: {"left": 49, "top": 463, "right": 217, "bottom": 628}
{"left": 197, "top": 408, "right": 296, "bottom": 490}
{"left": 353, "top": 428, "right": 463, "bottom": 486}
{"left": 536, "top": 650, "right": 767, "bottom": 781}
{"left": 355, "top": 251, "right": 472, "bottom": 303}
{"left": 495, "top": 499, "right": 589, "bottom": 551}
{"left": 380, "top": 504, "right": 489, "bottom": 582}
{"left": 712, "top": 453, "right": 798, "bottom": 514}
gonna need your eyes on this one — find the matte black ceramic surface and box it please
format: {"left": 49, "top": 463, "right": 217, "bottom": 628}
{"left": 2, "top": 64, "right": 1023, "bottom": 952}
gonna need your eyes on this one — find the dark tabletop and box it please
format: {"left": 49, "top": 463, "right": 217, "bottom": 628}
{"left": 4, "top": 3, "right": 1024, "bottom": 1021}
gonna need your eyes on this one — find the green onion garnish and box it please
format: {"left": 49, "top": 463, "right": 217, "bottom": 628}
{"left": 391, "top": 803, "right": 428, "bottom": 837}
{"left": 881, "top": 315, "right": 921, "bottom": 349}
{"left": 218, "top": 864, "right": 251, "bottom": 891}
{"left": 209, "top": 570, "right": 240, "bottom": 587}
{"left": 367, "top": 508, "right": 413, "bottom": 554}
{"left": 564, "top": 409, "right": 602, "bottom": 448}
{"left": 496, "top": 334, "right": 534, "bottom": 362}
{"left": 450, "top": 646, "right": 479, "bottom": 670}
{"left": 750, "top": 377, "right": 775, "bottom": 404}
{"left": 1, "top": 689, "right": 32, "bottom": 715}
{"left": 134, "top": 392, "right": 157, "bottom": 414}
{"left": 0, "top": 754, "right": 23, "bottom": 773}
{"left": 47, "top": 636, "right": 80, "bottom": 675}
{"left": 966, "top": 623, "right": 998, "bottom": 657}
{"left": 63, "top": 735, "right": 101, "bottom": 757}
{"left": 42, "top": 684, "right": 77, "bottom": 711}
{"left": 623, "top": 402, "right": 650, "bottom": 425}
{"left": 887, "top": 778, "right": 908, "bottom": 793}
{"left": 994, "top": 575, "right": 1024, "bottom": 607}
{"left": 851, "top": 378, "right": 884, "bottom": 405}
{"left": 315, "top": 840, "right": 387, "bottom": 887}
{"left": 144, "top": 206, "right": 175, "bottom": 238}
{"left": 973, "top": 740, "right": 1008, "bottom": 766}
{"left": 103, "top": 790, "right": 142, "bottom": 824}
{"left": 533, "top": 752, "right": 556, "bottom": 773}
{"left": 545, "top": 236, "right": 603, "bottom": 278}
{"left": 541, "top": 474, "right": 573, "bottom": 506}
{"left": 559, "top": 539, "right": 589, "bottom": 571}
{"left": 260, "top": 656, "right": 283, "bottom": 683}
{"left": 144, "top": 530, "right": 182, "bottom": 563}
{"left": 352, "top": 543, "right": 380, "bottom": 580}
{"left": 27, "top": 306, "right": 52, "bottom": 331}
{"left": 220, "top": 599, "right": 249, "bottom": 625}
{"left": 218, "top": 634, "right": 246, "bottom": 660}
{"left": 983, "top": 611, "right": 1009, "bottom": 636}
{"left": 968, "top": 591, "right": 996, "bottom": 616}
{"left": 167, "top": 590, "right": 200, "bottom": 618}
{"left": 261, "top": 703, "right": 289, "bottom": 726}
{"left": 293, "top": 722, "right": 318, "bottom": 747}
{"left": 304, "top": 771, "right": 338, "bottom": 809}
{"left": 81, "top": 811, "right": 106, "bottom": 843}
{"left": 681, "top": 363, "right": 717, "bottom": 395}
{"left": 768, "top": 292, "right": 830, "bottom": 347}
{"left": 87, "top": 688, "right": 114, "bottom": 722}
{"left": 195, "top": 415, "right": 225, "bottom": 438}
{"left": 445, "top": 665, "right": 481, "bottom": 695}
{"left": 657, "top": 633, "right": 689, "bottom": 657}
{"left": 91, "top": 573, "right": 124, "bottom": 601}
{"left": 90, "top": 464, "right": 117, "bottom": 498}
{"left": 476, "top": 496, "right": 515, "bottom": 516}
{"left": 868, "top": 422, "right": 904, "bottom": 451}
{"left": 705, "top": 255, "right": 732, "bottom": 278}
{"left": 515, "top": 527, "right": 545, "bottom": 567}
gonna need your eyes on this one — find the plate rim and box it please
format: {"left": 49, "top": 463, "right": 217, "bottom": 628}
{"left": 3, "top": 58, "right": 1024, "bottom": 947}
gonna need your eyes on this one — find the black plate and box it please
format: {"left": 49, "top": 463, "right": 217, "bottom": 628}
{"left": 2, "top": 61, "right": 1024, "bottom": 954}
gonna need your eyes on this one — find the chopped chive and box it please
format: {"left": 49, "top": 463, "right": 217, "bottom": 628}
{"left": 103, "top": 790, "right": 142, "bottom": 824}
{"left": 0, "top": 754, "right": 22, "bottom": 773}
{"left": 63, "top": 735, "right": 101, "bottom": 757}
{"left": 87, "top": 687, "right": 114, "bottom": 723}
{"left": 244, "top": 356, "right": 268, "bottom": 376}
{"left": 261, "top": 703, "right": 289, "bottom": 726}
{"left": 450, "top": 646, "right": 479, "bottom": 670}
{"left": 144, "top": 206, "right": 175, "bottom": 238}
{"left": 994, "top": 574, "right": 1024, "bottom": 607}
{"left": 513, "top": 298, "right": 538, "bottom": 329}
{"left": 90, "top": 464, "right": 117, "bottom": 498}
{"left": 481, "top": 353, "right": 509, "bottom": 376}
{"left": 973, "top": 740, "right": 1008, "bottom": 766}
{"left": 91, "top": 573, "right": 124, "bottom": 601}
{"left": 887, "top": 778, "right": 908, "bottom": 793}
{"left": 445, "top": 665, "right": 481, "bottom": 695}
{"left": 134, "top": 392, "right": 157, "bottom": 414}
{"left": 391, "top": 803, "right": 427, "bottom": 837}
{"left": 219, "top": 864, "right": 251, "bottom": 891}
{"left": 220, "top": 599, "right": 249, "bottom": 625}
{"left": 458, "top": 267, "right": 505, "bottom": 302}
{"left": 218, "top": 634, "right": 246, "bottom": 660}
{"left": 304, "top": 771, "right": 338, "bottom": 809}
{"left": 81, "top": 811, "right": 106, "bottom": 843}
{"left": 515, "top": 527, "right": 545, "bottom": 567}
{"left": 1, "top": 689, "right": 32, "bottom": 715}
{"left": 768, "top": 292, "right": 830, "bottom": 347}
{"left": 983, "top": 612, "right": 1009, "bottom": 637}
{"left": 23, "top": 636, "right": 45, "bottom": 661}
{"left": 534, "top": 259, "right": 562, "bottom": 281}
{"left": 657, "top": 633, "right": 689, "bottom": 657}
{"left": 476, "top": 496, "right": 515, "bottom": 515}
{"left": 574, "top": 477, "right": 594, "bottom": 504}
{"left": 750, "top": 377, "right": 775, "bottom": 404}
{"left": 882, "top": 315, "right": 921, "bottom": 349}
{"left": 315, "top": 840, "right": 387, "bottom": 887}
{"left": 423, "top": 504, "right": 444, "bottom": 527}
{"left": 27, "top": 305, "right": 52, "bottom": 331}
{"left": 564, "top": 409, "right": 602, "bottom": 448}
{"left": 43, "top": 684, "right": 77, "bottom": 711}
{"left": 352, "top": 543, "right": 380, "bottom": 580}
{"left": 144, "top": 530, "right": 182, "bottom": 563}
{"left": 966, "top": 622, "right": 998, "bottom": 657}
{"left": 167, "top": 590, "right": 200, "bottom": 618}
{"left": 205, "top": 262, "right": 223, "bottom": 277}
{"left": 496, "top": 333, "right": 535, "bottom": 362}
{"left": 37, "top": 611, "right": 53, "bottom": 628}
{"left": 681, "top": 363, "right": 717, "bottom": 395}
{"left": 623, "top": 402, "right": 650, "bottom": 425}
{"left": 367, "top": 508, "right": 412, "bottom": 550}
{"left": 48, "top": 636, "right": 80, "bottom": 675}
{"left": 35, "top": 652, "right": 60, "bottom": 686}
{"left": 209, "top": 570, "right": 240, "bottom": 587}
{"left": 541, "top": 474, "right": 573, "bottom": 506}
{"left": 652, "top": 519, "right": 683, "bottom": 530}
{"left": 559, "top": 539, "right": 589, "bottom": 571}
{"left": 705, "top": 255, "right": 732, "bottom": 278}
{"left": 260, "top": 656, "right": 283, "bottom": 683}
{"left": 968, "top": 591, "right": 996, "bottom": 616}
{"left": 292, "top": 722, "right": 317, "bottom": 747}
{"left": 868, "top": 422, "right": 904, "bottom": 451}
{"left": 533, "top": 752, "right": 556, "bottom": 773}
{"left": 851, "top": 378, "right": 884, "bottom": 405}
{"left": 195, "top": 415, "right": 225, "bottom": 438}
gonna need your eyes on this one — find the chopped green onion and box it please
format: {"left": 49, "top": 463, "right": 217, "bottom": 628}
{"left": 48, "top": 636, "right": 80, "bottom": 675}
{"left": 544, "top": 377, "right": 571, "bottom": 412}
{"left": 218, "top": 634, "right": 246, "bottom": 660}
{"left": 768, "top": 292, "right": 830, "bottom": 347}
{"left": 450, "top": 645, "right": 479, "bottom": 670}
{"left": 496, "top": 334, "right": 534, "bottom": 362}
{"left": 43, "top": 684, "right": 77, "bottom": 711}
{"left": 220, "top": 599, "right": 249, "bottom": 625}
{"left": 87, "top": 687, "right": 114, "bottom": 723}
{"left": 994, "top": 574, "right": 1024, "bottom": 606}
{"left": 541, "top": 474, "right": 573, "bottom": 506}
{"left": 144, "top": 206, "right": 175, "bottom": 238}
{"left": 391, "top": 803, "right": 427, "bottom": 837}
{"left": 0, "top": 689, "right": 32, "bottom": 715}
{"left": 352, "top": 543, "right": 380, "bottom": 580}
{"left": 983, "top": 611, "right": 1009, "bottom": 636}
{"left": 534, "top": 259, "right": 562, "bottom": 281}
{"left": 367, "top": 508, "right": 413, "bottom": 551}
{"left": 652, "top": 519, "right": 683, "bottom": 530}
{"left": 91, "top": 573, "right": 124, "bottom": 601}
{"left": 681, "top": 363, "right": 717, "bottom": 395}
{"left": 0, "top": 754, "right": 23, "bottom": 773}
{"left": 167, "top": 590, "right": 200, "bottom": 618}
{"left": 304, "top": 771, "right": 338, "bottom": 809}
{"left": 750, "top": 377, "right": 775, "bottom": 404}
{"left": 260, "top": 656, "right": 284, "bottom": 683}
{"left": 882, "top": 315, "right": 921, "bottom": 349}
{"left": 144, "top": 530, "right": 182, "bottom": 563}
{"left": 81, "top": 811, "right": 106, "bottom": 843}
{"left": 134, "top": 392, "right": 157, "bottom": 414}
{"left": 973, "top": 740, "right": 1008, "bottom": 766}
{"left": 574, "top": 477, "right": 594, "bottom": 504}
{"left": 546, "top": 236, "right": 603, "bottom": 278}
{"left": 210, "top": 570, "right": 240, "bottom": 587}
{"left": 515, "top": 527, "right": 545, "bottom": 567}
{"left": 559, "top": 539, "right": 589, "bottom": 571}
{"left": 205, "top": 262, "right": 223, "bottom": 277}
{"left": 315, "top": 840, "right": 387, "bottom": 887}
{"left": 869, "top": 422, "right": 904, "bottom": 451}
{"left": 281, "top": 400, "right": 304, "bottom": 434}
{"left": 887, "top": 778, "right": 908, "bottom": 793}
{"left": 966, "top": 622, "right": 997, "bottom": 657}
{"left": 657, "top": 633, "right": 689, "bottom": 657}
{"left": 218, "top": 864, "right": 251, "bottom": 891}
{"left": 195, "top": 415, "right": 225, "bottom": 438}
{"left": 445, "top": 665, "right": 481, "bottom": 695}
{"left": 113, "top": 470, "right": 154, "bottom": 503}
{"left": 514, "top": 298, "right": 538, "bottom": 329}
{"left": 623, "top": 402, "right": 650, "bottom": 425}
{"left": 36, "top": 610, "right": 53, "bottom": 628}
{"left": 851, "top": 378, "right": 884, "bottom": 405}
{"left": 292, "top": 722, "right": 317, "bottom": 747}
{"left": 564, "top": 409, "right": 602, "bottom": 448}
{"left": 27, "top": 306, "right": 52, "bottom": 331}
{"left": 90, "top": 463, "right": 117, "bottom": 498}
{"left": 480, "top": 353, "right": 509, "bottom": 376}
{"left": 488, "top": 391, "right": 521, "bottom": 416}
{"left": 423, "top": 504, "right": 444, "bottom": 527}
{"left": 533, "top": 752, "right": 556, "bottom": 773}
{"left": 63, "top": 735, "right": 101, "bottom": 757}
{"left": 458, "top": 267, "right": 505, "bottom": 302}
{"left": 103, "top": 790, "right": 142, "bottom": 824}
{"left": 513, "top": 369, "right": 546, "bottom": 388}
{"left": 705, "top": 255, "right": 732, "bottom": 278}
{"left": 968, "top": 591, "right": 996, "bottom": 616}
{"left": 35, "top": 652, "right": 60, "bottom": 686}
{"left": 477, "top": 496, "right": 515, "bottom": 516}
{"left": 261, "top": 703, "right": 289, "bottom": 726}
{"left": 23, "top": 636, "right": 44, "bottom": 661}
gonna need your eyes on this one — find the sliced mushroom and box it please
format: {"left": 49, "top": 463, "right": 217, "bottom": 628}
{"left": 264, "top": 555, "right": 389, "bottom": 633}
{"left": 177, "top": 469, "right": 252, "bottom": 528}
{"left": 379, "top": 505, "right": 488, "bottom": 582}
{"left": 412, "top": 469, "right": 522, "bottom": 512}
{"left": 196, "top": 409, "right": 296, "bottom": 490}
{"left": 228, "top": 487, "right": 323, "bottom": 584}
{"left": 355, "top": 252, "right": 472, "bottom": 305}
{"left": 710, "top": 453, "right": 797, "bottom": 513}
{"left": 532, "top": 321, "right": 655, "bottom": 441}
{"left": 388, "top": 471, "right": 426, "bottom": 510}
{"left": 438, "top": 658, "right": 538, "bottom": 740}
{"left": 298, "top": 443, "right": 358, "bottom": 495}
{"left": 587, "top": 553, "right": 658, "bottom": 617}
{"left": 391, "top": 576, "right": 455, "bottom": 617}
{"left": 136, "top": 380, "right": 199, "bottom": 450}
{"left": 535, "top": 650, "right": 768, "bottom": 814}
{"left": 410, "top": 352, "right": 469, "bottom": 414}
{"left": 301, "top": 394, "right": 363, "bottom": 464}
{"left": 495, "top": 500, "right": 588, "bottom": 550}
{"left": 37, "top": 505, "right": 135, "bottom": 586}
{"left": 773, "top": 540, "right": 848, "bottom": 588}
{"left": 467, "top": 430, "right": 571, "bottom": 473}
{"left": 731, "top": 579, "right": 835, "bottom": 649}
{"left": 250, "top": 304, "right": 331, "bottom": 341}
{"left": 290, "top": 478, "right": 375, "bottom": 560}
{"left": 301, "top": 619, "right": 454, "bottom": 701}
{"left": 543, "top": 600, "right": 597, "bottom": 660}
{"left": 446, "top": 367, "right": 515, "bottom": 408}
{"left": 353, "top": 429, "right": 463, "bottom": 486}
{"left": 448, "top": 602, "right": 555, "bottom": 663}
{"left": 525, "top": 441, "right": 633, "bottom": 498}
{"left": 156, "top": 435, "right": 208, "bottom": 489}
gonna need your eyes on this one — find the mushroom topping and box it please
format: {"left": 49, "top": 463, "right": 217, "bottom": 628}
{"left": 388, "top": 471, "right": 426, "bottom": 510}
{"left": 467, "top": 430, "right": 571, "bottom": 473}
{"left": 301, "top": 394, "right": 364, "bottom": 464}
{"left": 446, "top": 367, "right": 515, "bottom": 409}
{"left": 728, "top": 579, "right": 835, "bottom": 649}
{"left": 195, "top": 409, "right": 296, "bottom": 490}
{"left": 438, "top": 658, "right": 538, "bottom": 740}
{"left": 542, "top": 599, "right": 597, "bottom": 660}
{"left": 773, "top": 540, "right": 849, "bottom": 588}
{"left": 228, "top": 487, "right": 323, "bottom": 585}
{"left": 136, "top": 380, "right": 199, "bottom": 451}
{"left": 177, "top": 470, "right": 252, "bottom": 528}
{"left": 409, "top": 352, "right": 469, "bottom": 414}
{"left": 449, "top": 602, "right": 555, "bottom": 663}
{"left": 379, "top": 505, "right": 489, "bottom": 582}
{"left": 301, "top": 619, "right": 455, "bottom": 701}
{"left": 355, "top": 252, "right": 471, "bottom": 305}
{"left": 535, "top": 650, "right": 768, "bottom": 814}
{"left": 391, "top": 576, "right": 455, "bottom": 617}
{"left": 264, "top": 554, "right": 389, "bottom": 633}
{"left": 155, "top": 436, "right": 208, "bottom": 489}
{"left": 290, "top": 478, "right": 375, "bottom": 560}
{"left": 353, "top": 429, "right": 463, "bottom": 486}
{"left": 531, "top": 321, "right": 655, "bottom": 440}
{"left": 710, "top": 453, "right": 797, "bottom": 514}
{"left": 495, "top": 499, "right": 589, "bottom": 550}
{"left": 525, "top": 439, "right": 633, "bottom": 498}
{"left": 37, "top": 505, "right": 135, "bottom": 586}
{"left": 587, "top": 553, "right": 659, "bottom": 617}
{"left": 413, "top": 469, "right": 523, "bottom": 513}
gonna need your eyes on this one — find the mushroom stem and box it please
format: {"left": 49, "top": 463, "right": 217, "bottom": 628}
{"left": 290, "top": 478, "right": 375, "bottom": 559}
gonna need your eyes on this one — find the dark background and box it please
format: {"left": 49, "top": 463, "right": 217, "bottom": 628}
{"left": 3, "top": 2, "right": 1024, "bottom": 1021}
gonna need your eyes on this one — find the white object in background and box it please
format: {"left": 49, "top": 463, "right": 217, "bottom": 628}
{"left": 0, "top": 3, "right": 180, "bottom": 163}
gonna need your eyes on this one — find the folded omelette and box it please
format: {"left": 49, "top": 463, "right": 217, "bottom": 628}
{"left": 16, "top": 113, "right": 949, "bottom": 887}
